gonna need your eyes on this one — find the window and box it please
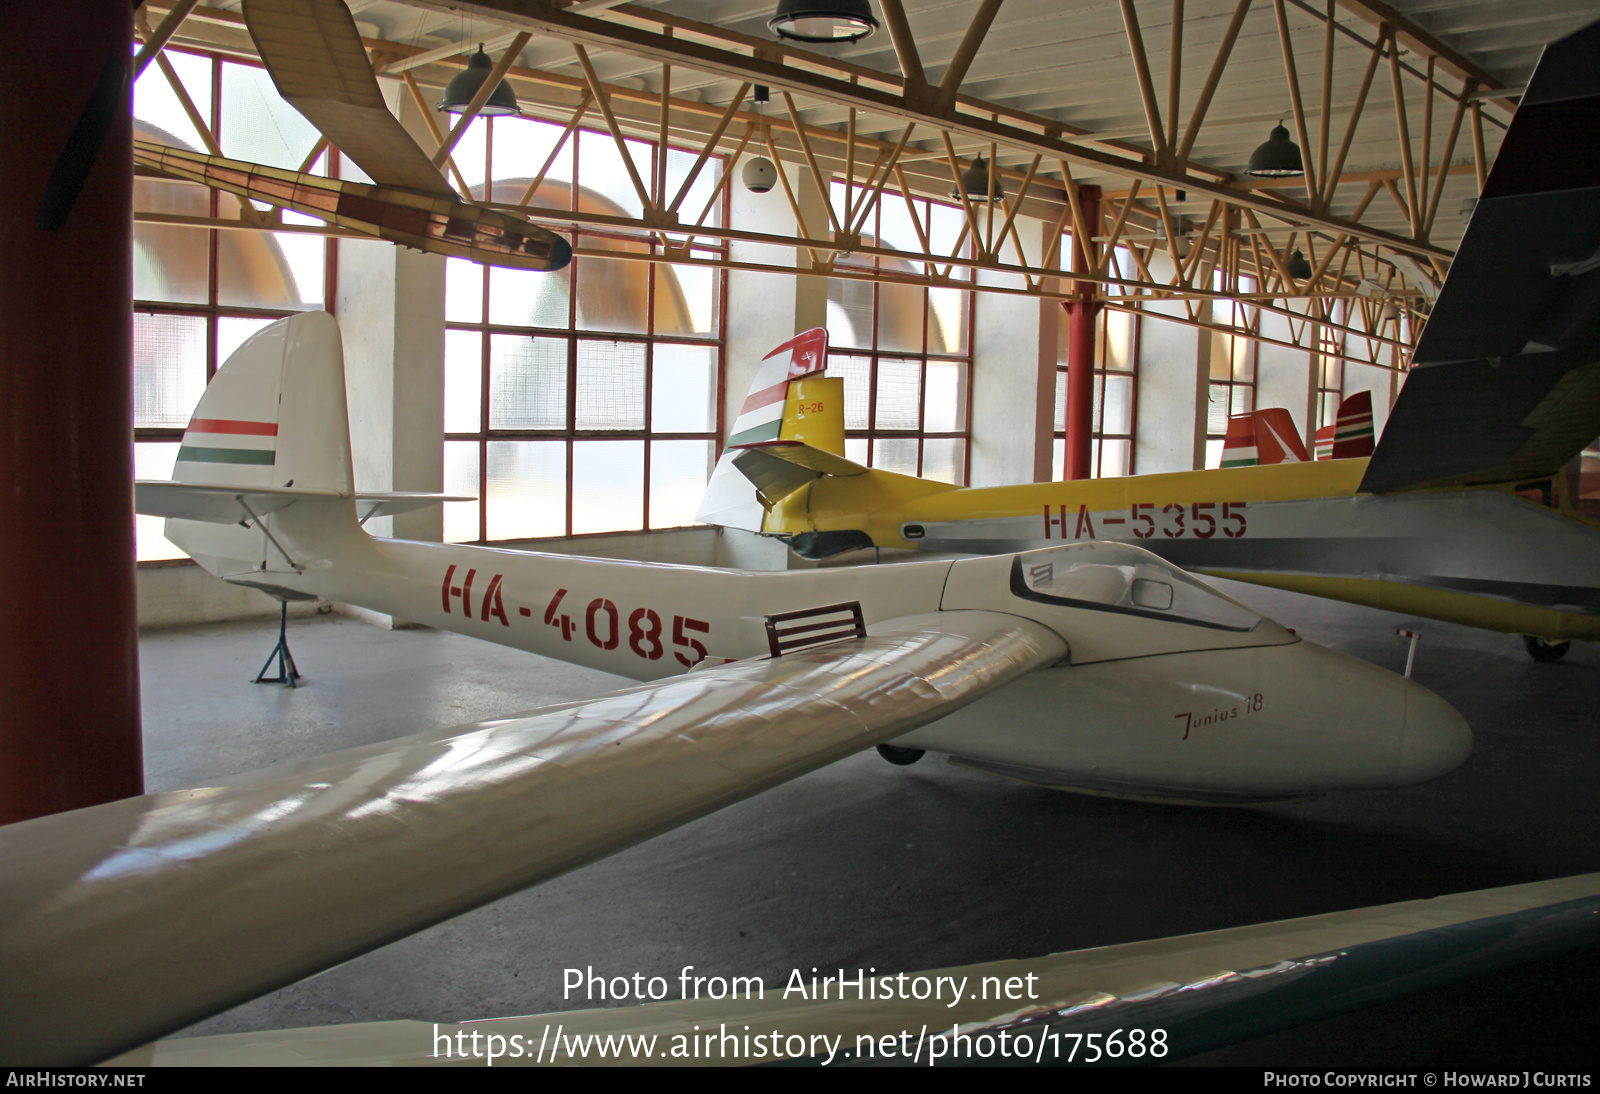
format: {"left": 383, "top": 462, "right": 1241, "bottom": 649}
{"left": 1315, "top": 303, "right": 1348, "bottom": 431}
{"left": 1204, "top": 281, "right": 1259, "bottom": 469}
{"left": 1054, "top": 308, "right": 1139, "bottom": 478}
{"left": 442, "top": 118, "right": 726, "bottom": 543}
{"left": 132, "top": 49, "right": 334, "bottom": 561}
{"left": 824, "top": 183, "right": 973, "bottom": 484}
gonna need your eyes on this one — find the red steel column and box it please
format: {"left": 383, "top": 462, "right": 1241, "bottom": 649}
{"left": 1062, "top": 184, "right": 1102, "bottom": 481}
{"left": 0, "top": 4, "right": 142, "bottom": 823}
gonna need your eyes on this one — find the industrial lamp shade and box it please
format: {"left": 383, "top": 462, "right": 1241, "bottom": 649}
{"left": 769, "top": 0, "right": 879, "bottom": 43}
{"left": 1246, "top": 123, "right": 1304, "bottom": 177}
{"left": 1286, "top": 249, "right": 1313, "bottom": 279}
{"left": 437, "top": 46, "right": 521, "bottom": 115}
{"left": 952, "top": 156, "right": 1004, "bottom": 202}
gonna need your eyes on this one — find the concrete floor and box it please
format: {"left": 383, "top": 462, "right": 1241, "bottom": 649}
{"left": 137, "top": 577, "right": 1600, "bottom": 1066}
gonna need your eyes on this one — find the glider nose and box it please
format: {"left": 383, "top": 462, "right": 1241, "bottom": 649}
{"left": 1395, "top": 682, "right": 1472, "bottom": 784}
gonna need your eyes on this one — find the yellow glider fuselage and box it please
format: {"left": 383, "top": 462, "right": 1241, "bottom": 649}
{"left": 765, "top": 457, "right": 1600, "bottom": 641}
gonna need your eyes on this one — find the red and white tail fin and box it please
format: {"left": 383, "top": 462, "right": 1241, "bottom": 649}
{"left": 1331, "top": 390, "right": 1376, "bottom": 458}
{"left": 1254, "top": 408, "right": 1311, "bottom": 464}
{"left": 697, "top": 328, "right": 838, "bottom": 531}
{"left": 1315, "top": 391, "right": 1376, "bottom": 460}
{"left": 1221, "top": 407, "right": 1311, "bottom": 468}
{"left": 1220, "top": 414, "right": 1258, "bottom": 468}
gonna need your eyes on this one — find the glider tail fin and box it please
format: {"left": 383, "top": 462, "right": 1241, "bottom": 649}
{"left": 1314, "top": 391, "right": 1376, "bottom": 460}
{"left": 145, "top": 311, "right": 364, "bottom": 596}
{"left": 697, "top": 328, "right": 836, "bottom": 531}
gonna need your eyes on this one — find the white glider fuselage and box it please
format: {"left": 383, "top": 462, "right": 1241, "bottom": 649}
{"left": 173, "top": 491, "right": 1468, "bottom": 803}
{"left": 148, "top": 311, "right": 1469, "bottom": 805}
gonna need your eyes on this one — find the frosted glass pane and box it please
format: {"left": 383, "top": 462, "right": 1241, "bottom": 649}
{"left": 217, "top": 200, "right": 314, "bottom": 309}
{"left": 220, "top": 62, "right": 321, "bottom": 170}
{"left": 877, "top": 194, "right": 923, "bottom": 254}
{"left": 872, "top": 437, "right": 918, "bottom": 476}
{"left": 578, "top": 130, "right": 649, "bottom": 218}
{"left": 489, "top": 335, "right": 567, "bottom": 429}
{"left": 1054, "top": 370, "right": 1068, "bottom": 433}
{"left": 650, "top": 439, "right": 715, "bottom": 528}
{"left": 490, "top": 262, "right": 570, "bottom": 328}
{"left": 1052, "top": 438, "right": 1065, "bottom": 480}
{"left": 845, "top": 437, "right": 868, "bottom": 465}
{"left": 575, "top": 340, "right": 645, "bottom": 429}
{"left": 922, "top": 438, "right": 965, "bottom": 485}
{"left": 654, "top": 262, "right": 715, "bottom": 336}
{"left": 575, "top": 250, "right": 649, "bottom": 335}
{"left": 571, "top": 440, "right": 643, "bottom": 534}
{"left": 926, "top": 201, "right": 967, "bottom": 260}
{"left": 1099, "top": 438, "right": 1131, "bottom": 478}
{"left": 876, "top": 280, "right": 924, "bottom": 353}
{"left": 487, "top": 440, "right": 565, "bottom": 540}
{"left": 664, "top": 148, "right": 722, "bottom": 228}
{"left": 1205, "top": 438, "right": 1224, "bottom": 469}
{"left": 451, "top": 117, "right": 489, "bottom": 193}
{"left": 1230, "top": 384, "right": 1254, "bottom": 417}
{"left": 924, "top": 361, "right": 965, "bottom": 433}
{"left": 133, "top": 313, "right": 207, "bottom": 429}
{"left": 444, "top": 331, "right": 483, "bottom": 434}
{"left": 133, "top": 223, "right": 209, "bottom": 304}
{"left": 1104, "top": 310, "right": 1135, "bottom": 371}
{"left": 443, "top": 441, "right": 481, "bottom": 543}
{"left": 926, "top": 286, "right": 968, "bottom": 355}
{"left": 1207, "top": 384, "right": 1231, "bottom": 436}
{"left": 874, "top": 357, "right": 921, "bottom": 430}
{"left": 1102, "top": 374, "right": 1133, "bottom": 435}
{"left": 133, "top": 52, "right": 211, "bottom": 153}
{"left": 273, "top": 232, "right": 325, "bottom": 306}
{"left": 135, "top": 442, "right": 186, "bottom": 562}
{"left": 491, "top": 115, "right": 574, "bottom": 205}
{"left": 217, "top": 316, "right": 276, "bottom": 370}
{"left": 827, "top": 354, "right": 871, "bottom": 430}
{"left": 446, "top": 258, "right": 484, "bottom": 323}
{"left": 651, "top": 344, "right": 715, "bottom": 433}
{"left": 826, "top": 278, "right": 873, "bottom": 349}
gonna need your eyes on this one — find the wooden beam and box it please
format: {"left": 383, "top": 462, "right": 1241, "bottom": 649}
{"left": 133, "top": 0, "right": 200, "bottom": 80}
{"left": 1331, "top": 0, "right": 1520, "bottom": 113}
{"left": 666, "top": 83, "right": 750, "bottom": 215}
{"left": 401, "top": 71, "right": 476, "bottom": 198}
{"left": 932, "top": 0, "right": 1005, "bottom": 116}
{"left": 878, "top": 0, "right": 928, "bottom": 100}
{"left": 1167, "top": 0, "right": 1184, "bottom": 151}
{"left": 1177, "top": 0, "right": 1252, "bottom": 161}
{"left": 1387, "top": 41, "right": 1421, "bottom": 236}
{"left": 1320, "top": 27, "right": 1386, "bottom": 212}
{"left": 1119, "top": 0, "right": 1170, "bottom": 160}
{"left": 1271, "top": 0, "right": 1318, "bottom": 201}
{"left": 571, "top": 41, "right": 655, "bottom": 214}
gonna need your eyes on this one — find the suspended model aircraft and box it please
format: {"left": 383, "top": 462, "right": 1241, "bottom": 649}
{"left": 134, "top": 0, "right": 571, "bottom": 271}
{"left": 700, "top": 21, "right": 1600, "bottom": 663}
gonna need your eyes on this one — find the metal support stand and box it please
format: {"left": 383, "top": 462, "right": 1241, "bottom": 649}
{"left": 255, "top": 601, "right": 301, "bottom": 687}
{"left": 1397, "top": 628, "right": 1421, "bottom": 678}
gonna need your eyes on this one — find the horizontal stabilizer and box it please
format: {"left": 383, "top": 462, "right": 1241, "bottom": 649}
{"left": 732, "top": 442, "right": 870, "bottom": 507}
{"left": 356, "top": 492, "right": 475, "bottom": 521}
{"left": 133, "top": 480, "right": 344, "bottom": 524}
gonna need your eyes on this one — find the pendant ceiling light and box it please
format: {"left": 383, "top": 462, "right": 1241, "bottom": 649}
{"left": 951, "top": 156, "right": 1003, "bottom": 202}
{"left": 437, "top": 45, "right": 521, "bottom": 115}
{"left": 1246, "top": 122, "right": 1304, "bottom": 177}
{"left": 1286, "top": 249, "right": 1313, "bottom": 280}
{"left": 769, "top": 0, "right": 879, "bottom": 44}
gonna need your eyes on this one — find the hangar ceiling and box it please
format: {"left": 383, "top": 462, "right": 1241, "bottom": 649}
{"left": 135, "top": 0, "right": 1600, "bottom": 366}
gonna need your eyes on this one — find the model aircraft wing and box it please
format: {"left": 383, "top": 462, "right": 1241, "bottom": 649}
{"left": 242, "top": 0, "right": 455, "bottom": 197}
{"left": 1360, "top": 19, "right": 1600, "bottom": 493}
{"left": 0, "top": 611, "right": 1064, "bottom": 1065}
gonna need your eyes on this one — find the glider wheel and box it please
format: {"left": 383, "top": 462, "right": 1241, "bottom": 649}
{"left": 876, "top": 744, "right": 926, "bottom": 766}
{"left": 1523, "top": 635, "right": 1571, "bottom": 663}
